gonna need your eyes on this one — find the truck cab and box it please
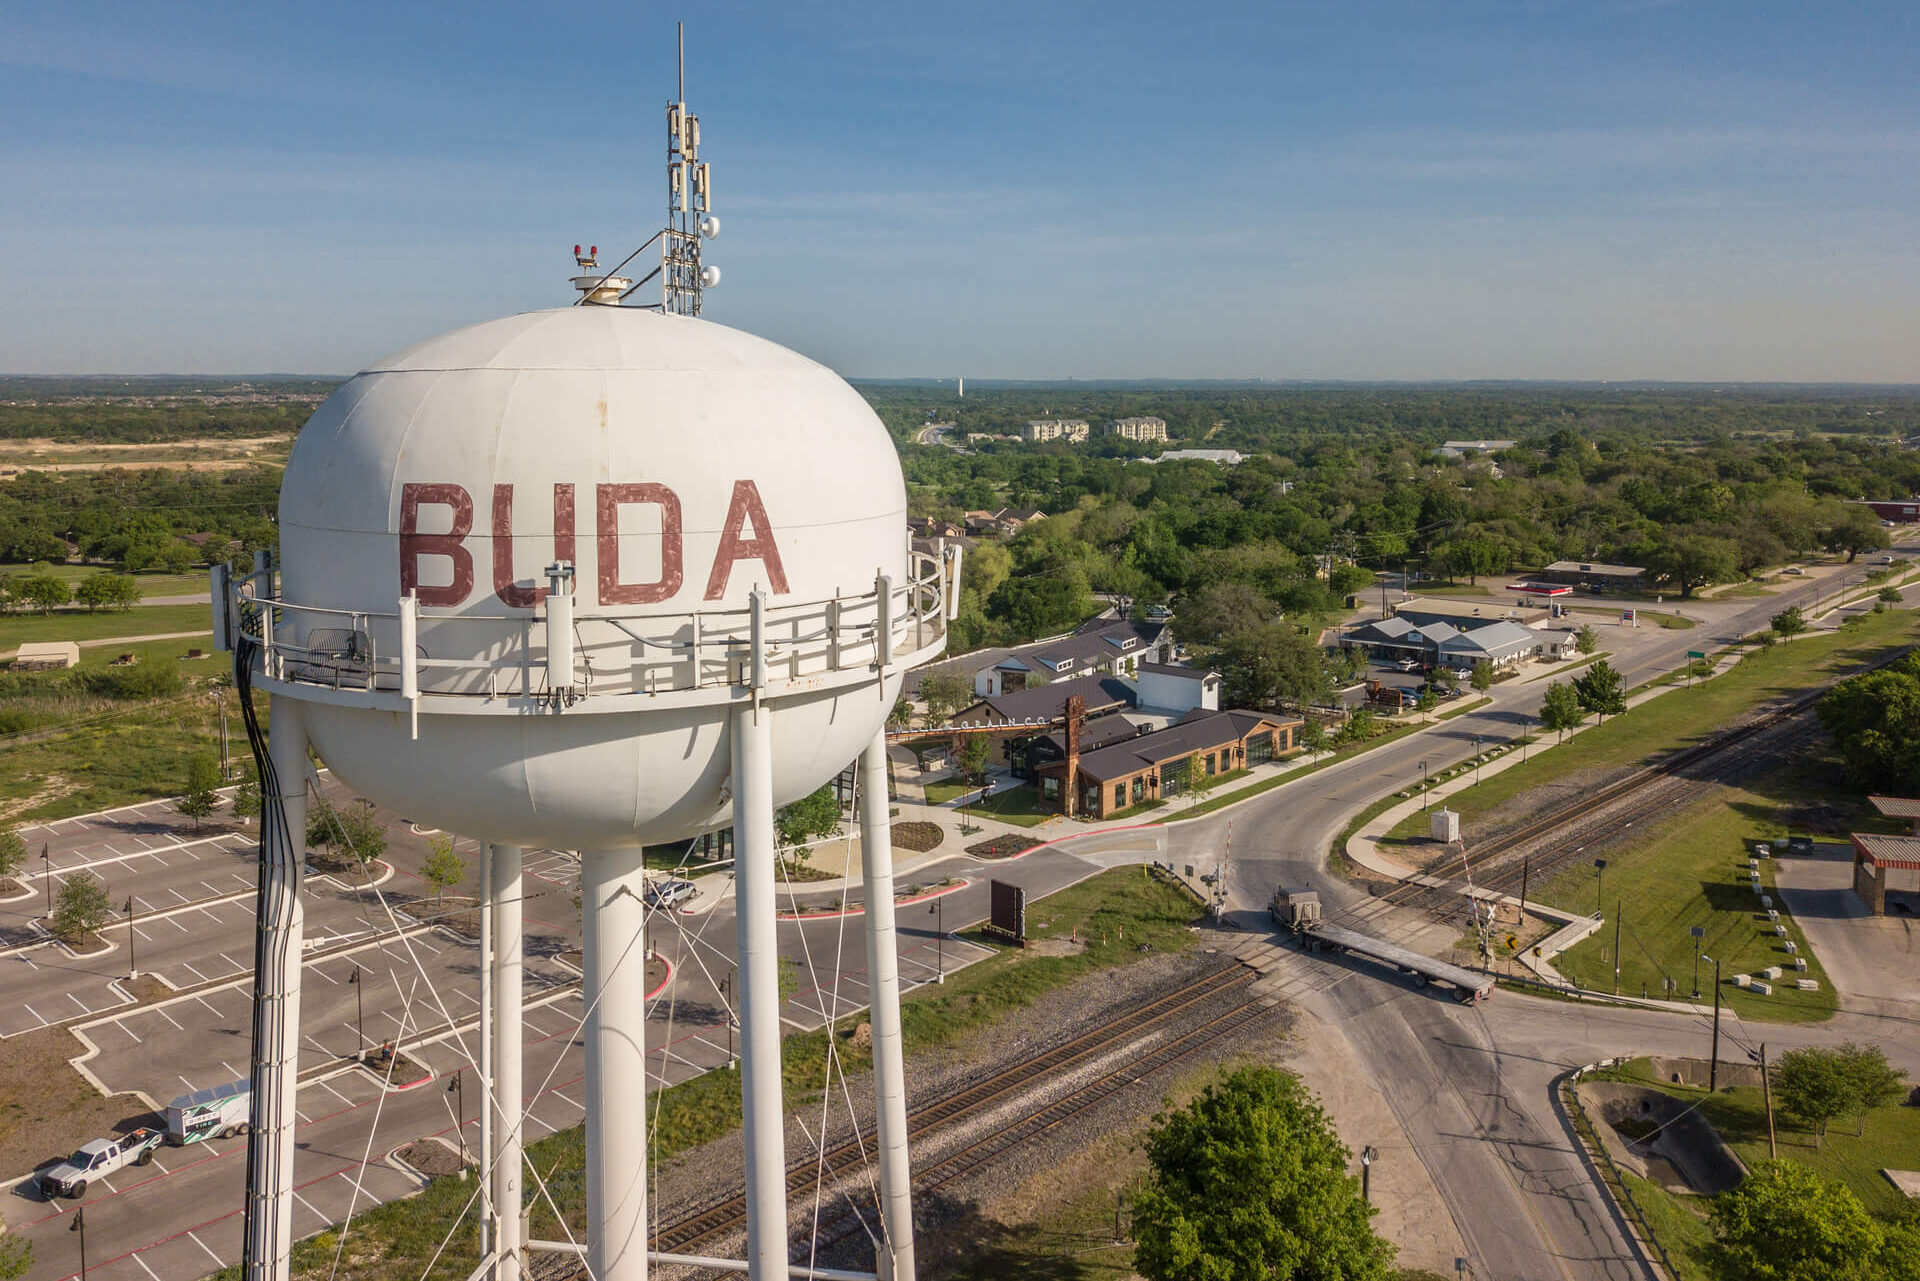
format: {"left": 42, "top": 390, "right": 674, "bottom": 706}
{"left": 37, "top": 1128, "right": 163, "bottom": 1199}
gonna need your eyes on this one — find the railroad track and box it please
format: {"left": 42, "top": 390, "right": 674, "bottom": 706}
{"left": 1335, "top": 640, "right": 1913, "bottom": 931}
{"left": 649, "top": 961, "right": 1257, "bottom": 1256}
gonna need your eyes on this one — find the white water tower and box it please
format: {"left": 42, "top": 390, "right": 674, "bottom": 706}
{"left": 220, "top": 41, "right": 951, "bottom": 1279}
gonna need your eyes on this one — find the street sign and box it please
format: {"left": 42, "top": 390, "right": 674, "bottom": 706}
{"left": 1504, "top": 934, "right": 1519, "bottom": 951}
{"left": 1690, "top": 925, "right": 1706, "bottom": 939}
{"left": 1687, "top": 650, "right": 1707, "bottom": 660}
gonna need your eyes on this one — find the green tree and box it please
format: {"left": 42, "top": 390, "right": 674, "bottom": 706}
{"left": 957, "top": 732, "right": 992, "bottom": 784}
{"left": 1131, "top": 1066, "right": 1396, "bottom": 1281}
{"left": 1878, "top": 586, "right": 1904, "bottom": 604}
{"left": 1440, "top": 533, "right": 1506, "bottom": 586}
{"left": 421, "top": 834, "right": 466, "bottom": 906}
{"left": 52, "top": 870, "right": 113, "bottom": 944}
{"left": 1774, "top": 1046, "right": 1855, "bottom": 1146}
{"left": 1337, "top": 708, "right": 1377, "bottom": 745}
{"left": 1821, "top": 507, "right": 1892, "bottom": 563}
{"left": 231, "top": 772, "right": 261, "bottom": 822}
{"left": 1575, "top": 623, "right": 1599, "bottom": 655}
{"left": 1470, "top": 662, "right": 1493, "bottom": 692}
{"left": 1708, "top": 1160, "right": 1883, "bottom": 1281}
{"left": 73, "top": 573, "right": 142, "bottom": 611}
{"left": 1573, "top": 659, "right": 1627, "bottom": 722}
{"left": 1835, "top": 1041, "right": 1907, "bottom": 1136}
{"left": 16, "top": 572, "right": 69, "bottom": 615}
{"left": 1298, "top": 719, "right": 1331, "bottom": 757}
{"left": 310, "top": 798, "right": 388, "bottom": 868}
{"left": 916, "top": 668, "right": 974, "bottom": 724}
{"left": 1539, "top": 680, "right": 1584, "bottom": 741}
{"left": 0, "top": 1230, "right": 31, "bottom": 1281}
{"left": 776, "top": 785, "right": 842, "bottom": 862}
{"left": 1181, "top": 753, "right": 1216, "bottom": 808}
{"left": 1415, "top": 688, "right": 1438, "bottom": 717}
{"left": 1772, "top": 605, "right": 1808, "bottom": 637}
{"left": 1817, "top": 658, "right": 1920, "bottom": 793}
{"left": 1212, "top": 622, "right": 1329, "bottom": 711}
{"left": 176, "top": 753, "right": 221, "bottom": 829}
{"left": 1644, "top": 532, "right": 1741, "bottom": 598}
{"left": 0, "top": 824, "right": 25, "bottom": 886}
{"left": 887, "top": 695, "right": 914, "bottom": 730}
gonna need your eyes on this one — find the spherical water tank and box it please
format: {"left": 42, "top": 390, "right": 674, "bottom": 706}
{"left": 269, "top": 307, "right": 929, "bottom": 848}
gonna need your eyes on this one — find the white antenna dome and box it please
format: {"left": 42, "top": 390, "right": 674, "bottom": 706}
{"left": 700, "top": 264, "right": 722, "bottom": 288}
{"left": 700, "top": 214, "right": 721, "bottom": 239}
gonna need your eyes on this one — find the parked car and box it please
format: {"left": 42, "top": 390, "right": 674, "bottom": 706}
{"left": 1783, "top": 566, "right": 1805, "bottom": 576}
{"left": 1394, "top": 658, "right": 1422, "bottom": 673}
{"left": 38, "top": 1128, "right": 164, "bottom": 1199}
{"left": 1420, "top": 683, "right": 1462, "bottom": 700}
{"left": 645, "top": 878, "right": 698, "bottom": 909}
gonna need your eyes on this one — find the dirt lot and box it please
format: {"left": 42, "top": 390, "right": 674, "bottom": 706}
{"left": 0, "top": 1025, "right": 156, "bottom": 1183}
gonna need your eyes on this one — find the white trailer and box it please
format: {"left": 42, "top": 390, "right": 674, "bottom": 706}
{"left": 166, "top": 1078, "right": 252, "bottom": 1145}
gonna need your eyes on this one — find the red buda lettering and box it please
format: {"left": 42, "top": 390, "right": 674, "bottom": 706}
{"left": 399, "top": 480, "right": 790, "bottom": 608}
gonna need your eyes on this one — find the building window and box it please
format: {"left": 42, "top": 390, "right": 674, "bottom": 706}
{"left": 1041, "top": 776, "right": 1059, "bottom": 799}
{"left": 1114, "top": 784, "right": 1126, "bottom": 810}
{"left": 1205, "top": 753, "right": 1217, "bottom": 776}
{"left": 1248, "top": 733, "right": 1274, "bottom": 764}
{"left": 1132, "top": 777, "right": 1145, "bottom": 803}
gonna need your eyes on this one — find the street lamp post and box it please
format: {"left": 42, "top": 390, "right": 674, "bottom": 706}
{"left": 1711, "top": 963, "right": 1725, "bottom": 1088}
{"left": 929, "top": 896, "right": 945, "bottom": 984}
{"left": 1420, "top": 759, "right": 1430, "bottom": 810}
{"left": 1472, "top": 737, "right": 1482, "bottom": 787}
{"left": 1690, "top": 925, "right": 1705, "bottom": 999}
{"left": 70, "top": 1205, "right": 87, "bottom": 1281}
{"left": 1593, "top": 858, "right": 1608, "bottom": 915}
{"left": 42, "top": 843, "right": 53, "bottom": 920}
{"left": 124, "top": 897, "right": 136, "bottom": 980}
{"left": 722, "top": 968, "right": 737, "bottom": 1069}
{"left": 1360, "top": 1145, "right": 1377, "bottom": 1203}
{"left": 449, "top": 1069, "right": 467, "bottom": 1165}
{"left": 348, "top": 966, "right": 365, "bottom": 1060}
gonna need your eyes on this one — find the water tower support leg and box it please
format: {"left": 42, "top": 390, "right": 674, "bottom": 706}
{"left": 732, "top": 702, "right": 789, "bottom": 1281}
{"left": 858, "top": 730, "right": 916, "bottom": 1281}
{"left": 244, "top": 697, "right": 307, "bottom": 1281}
{"left": 582, "top": 847, "right": 650, "bottom": 1281}
{"left": 490, "top": 844, "right": 525, "bottom": 1280}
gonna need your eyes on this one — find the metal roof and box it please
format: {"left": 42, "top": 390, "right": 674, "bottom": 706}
{"left": 1852, "top": 832, "right": 1920, "bottom": 869}
{"left": 1868, "top": 795, "right": 1920, "bottom": 818}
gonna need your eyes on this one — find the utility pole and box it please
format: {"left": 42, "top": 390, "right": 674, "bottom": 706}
{"left": 1612, "top": 902, "right": 1622, "bottom": 995}
{"left": 348, "top": 967, "right": 365, "bottom": 1061}
{"left": 449, "top": 1070, "right": 467, "bottom": 1165}
{"left": 929, "top": 895, "right": 945, "bottom": 983}
{"left": 1518, "top": 856, "right": 1530, "bottom": 925}
{"left": 1593, "top": 858, "right": 1607, "bottom": 915}
{"left": 1761, "top": 1044, "right": 1777, "bottom": 1159}
{"left": 1690, "top": 925, "right": 1704, "bottom": 999}
{"left": 124, "top": 897, "right": 137, "bottom": 981}
{"left": 70, "top": 1205, "right": 87, "bottom": 1281}
{"left": 1702, "top": 954, "right": 1723, "bottom": 1091}
{"left": 1361, "top": 1145, "right": 1376, "bottom": 1203}
{"left": 43, "top": 843, "right": 53, "bottom": 920}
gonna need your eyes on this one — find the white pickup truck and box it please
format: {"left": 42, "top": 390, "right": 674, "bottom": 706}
{"left": 37, "top": 1127, "right": 164, "bottom": 1199}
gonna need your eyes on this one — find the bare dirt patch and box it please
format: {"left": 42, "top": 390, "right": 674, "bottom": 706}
{"left": 1023, "top": 937, "right": 1087, "bottom": 958}
{"left": 0, "top": 1025, "right": 157, "bottom": 1185}
{"left": 965, "top": 834, "right": 1042, "bottom": 859}
{"left": 124, "top": 975, "right": 172, "bottom": 1003}
{"left": 891, "top": 821, "right": 945, "bottom": 852}
{"left": 394, "top": 1139, "right": 465, "bottom": 1178}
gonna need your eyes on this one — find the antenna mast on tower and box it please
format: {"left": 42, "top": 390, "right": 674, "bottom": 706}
{"left": 663, "top": 22, "right": 718, "bottom": 315}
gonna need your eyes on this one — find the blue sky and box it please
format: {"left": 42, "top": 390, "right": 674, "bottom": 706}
{"left": 3, "top": 2, "right": 1917, "bottom": 380}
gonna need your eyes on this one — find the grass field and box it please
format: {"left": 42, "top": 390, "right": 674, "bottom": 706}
{"left": 0, "top": 602, "right": 213, "bottom": 648}
{"left": 1590, "top": 1056, "right": 1920, "bottom": 1278}
{"left": 925, "top": 778, "right": 1052, "bottom": 827}
{"left": 0, "top": 563, "right": 208, "bottom": 596}
{"left": 221, "top": 866, "right": 1205, "bottom": 1281}
{"left": 1530, "top": 776, "right": 1838, "bottom": 1022}
{"left": 1382, "top": 607, "right": 1920, "bottom": 843}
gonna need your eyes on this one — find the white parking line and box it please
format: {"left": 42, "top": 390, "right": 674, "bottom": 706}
{"left": 293, "top": 1188, "right": 325, "bottom": 1221}
{"left": 222, "top": 1060, "right": 241, "bottom": 1080}
{"left": 132, "top": 1251, "right": 164, "bottom": 1281}
{"left": 22, "top": 1004, "right": 48, "bottom": 1027}
{"left": 218, "top": 952, "right": 244, "bottom": 971}
{"left": 147, "top": 1153, "right": 168, "bottom": 1174}
{"left": 170, "top": 917, "right": 191, "bottom": 933}
{"left": 155, "top": 1005, "right": 184, "bottom": 1030}
{"left": 169, "top": 888, "right": 188, "bottom": 902}
{"left": 320, "top": 1080, "right": 353, "bottom": 1105}
{"left": 552, "top": 1091, "right": 585, "bottom": 1111}
{"left": 179, "top": 1073, "right": 198, "bottom": 1092}
{"left": 119, "top": 1021, "right": 142, "bottom": 1044}
{"left": 307, "top": 965, "right": 338, "bottom": 984}
{"left": 188, "top": 1231, "right": 225, "bottom": 1267}
{"left": 69, "top": 993, "right": 90, "bottom": 1013}
{"left": 194, "top": 994, "right": 222, "bottom": 1017}
{"left": 182, "top": 961, "right": 209, "bottom": 983}
{"left": 132, "top": 925, "right": 153, "bottom": 941}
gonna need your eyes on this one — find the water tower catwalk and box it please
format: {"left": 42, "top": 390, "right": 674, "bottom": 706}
{"left": 217, "top": 49, "right": 951, "bottom": 1281}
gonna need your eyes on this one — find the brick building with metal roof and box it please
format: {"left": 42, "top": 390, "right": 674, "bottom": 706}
{"left": 1034, "top": 709, "right": 1301, "bottom": 819}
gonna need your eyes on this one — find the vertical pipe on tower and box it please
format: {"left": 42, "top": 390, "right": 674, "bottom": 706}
{"left": 732, "top": 700, "right": 789, "bottom": 1281}
{"left": 244, "top": 697, "right": 307, "bottom": 1281}
{"left": 490, "top": 844, "right": 525, "bottom": 1280}
{"left": 858, "top": 731, "right": 916, "bottom": 1281}
{"left": 479, "top": 842, "right": 493, "bottom": 1265}
{"left": 582, "top": 847, "right": 649, "bottom": 1281}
